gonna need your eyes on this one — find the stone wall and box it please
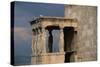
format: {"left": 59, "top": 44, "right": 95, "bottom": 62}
{"left": 31, "top": 52, "right": 64, "bottom": 64}
{"left": 64, "top": 5, "right": 97, "bottom": 61}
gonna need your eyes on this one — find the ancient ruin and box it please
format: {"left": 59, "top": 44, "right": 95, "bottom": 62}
{"left": 30, "top": 5, "right": 97, "bottom": 64}
{"left": 30, "top": 16, "right": 78, "bottom": 64}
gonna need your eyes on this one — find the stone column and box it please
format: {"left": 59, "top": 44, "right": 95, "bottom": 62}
{"left": 41, "top": 27, "right": 46, "bottom": 53}
{"left": 59, "top": 27, "right": 64, "bottom": 52}
{"left": 38, "top": 28, "right": 42, "bottom": 54}
{"left": 36, "top": 28, "right": 42, "bottom": 55}
{"left": 32, "top": 29, "right": 35, "bottom": 56}
{"left": 31, "top": 29, "right": 37, "bottom": 64}
{"left": 32, "top": 29, "right": 37, "bottom": 56}
{"left": 35, "top": 29, "right": 38, "bottom": 55}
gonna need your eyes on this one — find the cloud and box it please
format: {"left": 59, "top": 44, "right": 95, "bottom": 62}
{"left": 14, "top": 27, "right": 32, "bottom": 42}
{"left": 14, "top": 27, "right": 32, "bottom": 56}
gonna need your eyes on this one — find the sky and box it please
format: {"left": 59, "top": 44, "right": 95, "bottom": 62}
{"left": 14, "top": 1, "right": 64, "bottom": 65}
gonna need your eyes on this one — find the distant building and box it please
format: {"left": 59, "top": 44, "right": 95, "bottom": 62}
{"left": 65, "top": 5, "right": 97, "bottom": 61}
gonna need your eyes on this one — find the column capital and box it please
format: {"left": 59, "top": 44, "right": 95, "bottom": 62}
{"left": 59, "top": 26, "right": 64, "bottom": 29}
